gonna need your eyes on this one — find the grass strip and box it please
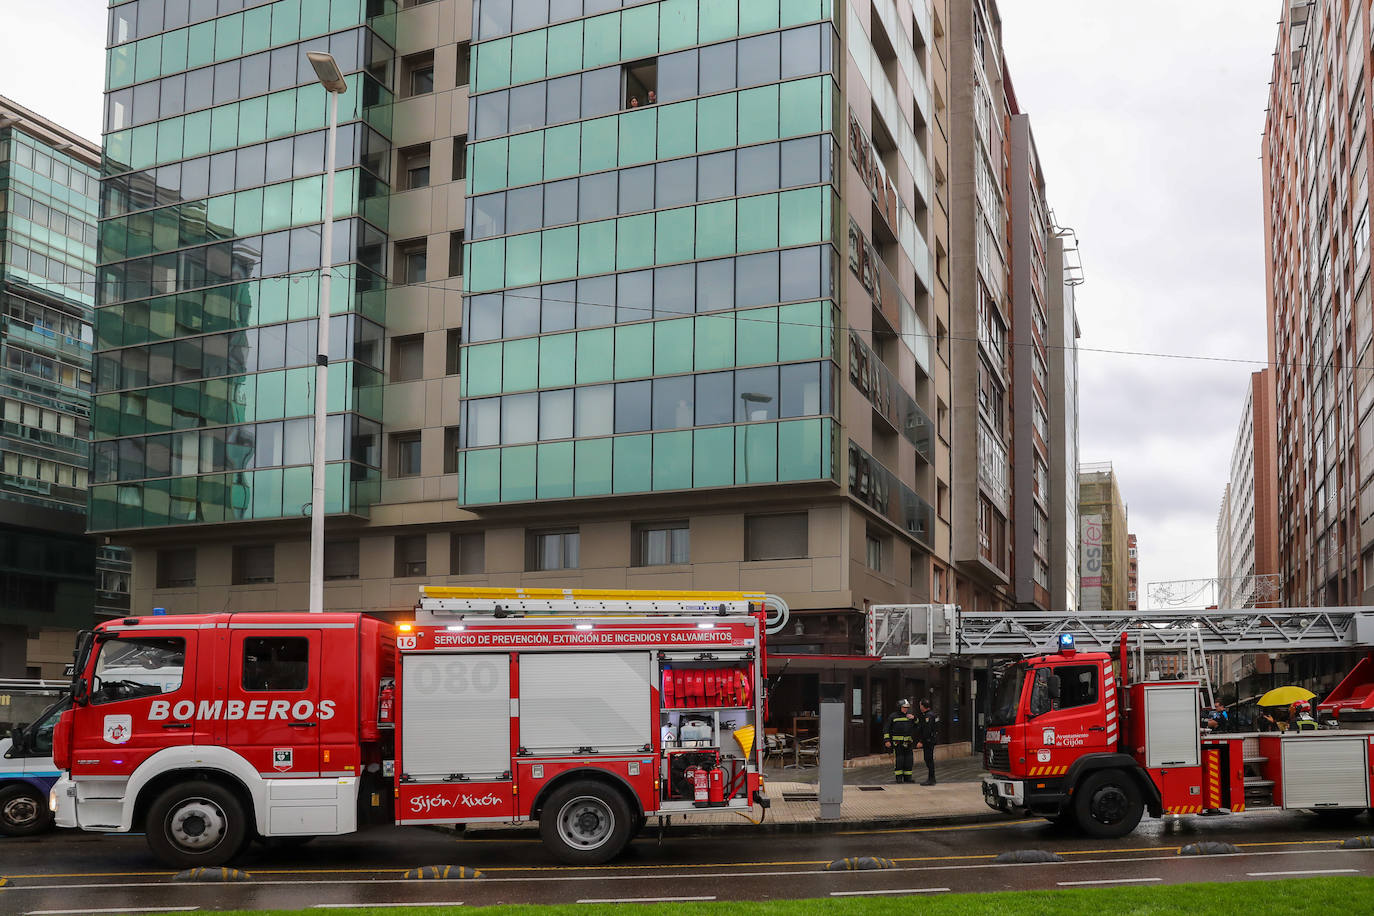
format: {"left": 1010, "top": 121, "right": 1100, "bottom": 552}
{"left": 172, "top": 875, "right": 1374, "bottom": 915}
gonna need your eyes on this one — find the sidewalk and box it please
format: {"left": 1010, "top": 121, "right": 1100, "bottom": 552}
{"left": 465, "top": 755, "right": 1008, "bottom": 838}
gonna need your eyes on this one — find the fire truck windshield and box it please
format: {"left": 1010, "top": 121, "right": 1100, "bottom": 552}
{"left": 90, "top": 637, "right": 184, "bottom": 705}
{"left": 987, "top": 662, "right": 1028, "bottom": 727}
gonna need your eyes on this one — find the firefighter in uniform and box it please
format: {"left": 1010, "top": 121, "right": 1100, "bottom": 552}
{"left": 915, "top": 698, "right": 939, "bottom": 785}
{"left": 884, "top": 699, "right": 917, "bottom": 783}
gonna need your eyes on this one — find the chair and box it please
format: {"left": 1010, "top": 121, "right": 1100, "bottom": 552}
{"left": 791, "top": 736, "right": 819, "bottom": 770}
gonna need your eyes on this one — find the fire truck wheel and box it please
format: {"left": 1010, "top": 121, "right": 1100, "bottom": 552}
{"left": 0, "top": 784, "right": 53, "bottom": 836}
{"left": 1071, "top": 769, "right": 1143, "bottom": 839}
{"left": 539, "top": 780, "right": 635, "bottom": 865}
{"left": 145, "top": 780, "right": 249, "bottom": 867}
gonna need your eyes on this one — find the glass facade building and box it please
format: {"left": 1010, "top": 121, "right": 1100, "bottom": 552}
{"left": 90, "top": 0, "right": 399, "bottom": 532}
{"left": 0, "top": 98, "right": 130, "bottom": 677}
{"left": 457, "top": 0, "right": 844, "bottom": 504}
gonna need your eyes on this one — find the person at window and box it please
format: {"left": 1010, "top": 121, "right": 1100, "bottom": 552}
{"left": 1255, "top": 708, "right": 1279, "bottom": 732}
{"left": 883, "top": 699, "right": 916, "bottom": 783}
{"left": 629, "top": 97, "right": 640, "bottom": 107}
{"left": 915, "top": 698, "right": 940, "bottom": 786}
{"left": 647, "top": 90, "right": 656, "bottom": 104}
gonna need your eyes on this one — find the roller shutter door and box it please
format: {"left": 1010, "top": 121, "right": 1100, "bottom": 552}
{"left": 401, "top": 653, "right": 510, "bottom": 779}
{"left": 1281, "top": 737, "right": 1370, "bottom": 809}
{"left": 1144, "top": 685, "right": 1200, "bottom": 768}
{"left": 519, "top": 652, "right": 651, "bottom": 755}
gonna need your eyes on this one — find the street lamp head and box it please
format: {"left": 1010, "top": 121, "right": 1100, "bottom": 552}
{"left": 740, "top": 392, "right": 773, "bottom": 403}
{"left": 307, "top": 52, "right": 348, "bottom": 93}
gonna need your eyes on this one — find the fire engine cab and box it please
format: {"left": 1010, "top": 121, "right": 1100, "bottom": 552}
{"left": 50, "top": 587, "right": 784, "bottom": 867}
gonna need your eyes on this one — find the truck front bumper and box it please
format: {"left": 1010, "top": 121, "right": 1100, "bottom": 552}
{"left": 50, "top": 774, "right": 76, "bottom": 828}
{"left": 982, "top": 775, "right": 1024, "bottom": 812}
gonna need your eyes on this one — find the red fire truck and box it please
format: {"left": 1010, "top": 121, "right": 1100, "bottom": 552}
{"left": 980, "top": 633, "right": 1374, "bottom": 836}
{"left": 50, "top": 588, "right": 785, "bottom": 867}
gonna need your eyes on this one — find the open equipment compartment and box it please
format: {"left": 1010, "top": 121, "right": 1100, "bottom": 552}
{"left": 656, "top": 650, "right": 758, "bottom": 807}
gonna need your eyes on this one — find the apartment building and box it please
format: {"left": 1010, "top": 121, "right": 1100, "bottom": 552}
{"left": 1046, "top": 229, "right": 1080, "bottom": 612}
{"left": 0, "top": 97, "right": 131, "bottom": 678}
{"left": 1126, "top": 532, "right": 1137, "bottom": 610}
{"left": 93, "top": 0, "right": 965, "bottom": 755}
{"left": 1217, "top": 369, "right": 1280, "bottom": 610}
{"left": 1078, "top": 461, "right": 1127, "bottom": 611}
{"left": 1263, "top": 1, "right": 1370, "bottom": 605}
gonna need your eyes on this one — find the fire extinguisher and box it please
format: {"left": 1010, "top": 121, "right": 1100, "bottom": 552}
{"left": 378, "top": 678, "right": 395, "bottom": 724}
{"left": 689, "top": 767, "right": 709, "bottom": 803}
{"left": 708, "top": 765, "right": 726, "bottom": 803}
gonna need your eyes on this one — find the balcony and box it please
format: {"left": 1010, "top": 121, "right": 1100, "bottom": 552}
{"left": 848, "top": 440, "right": 935, "bottom": 549}
{"left": 849, "top": 330, "right": 934, "bottom": 463}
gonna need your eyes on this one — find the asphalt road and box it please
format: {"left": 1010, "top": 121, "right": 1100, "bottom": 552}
{"left": 3, "top": 809, "right": 1374, "bottom": 912}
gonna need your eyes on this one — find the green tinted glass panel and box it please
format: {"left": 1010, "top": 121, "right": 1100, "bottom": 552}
{"left": 780, "top": 77, "right": 824, "bottom": 137}
{"left": 781, "top": 0, "right": 823, "bottom": 26}
{"left": 778, "top": 301, "right": 822, "bottom": 359}
{"left": 476, "top": 37, "right": 513, "bottom": 92}
{"left": 578, "top": 220, "right": 616, "bottom": 275}
{"left": 778, "top": 418, "right": 821, "bottom": 480}
{"left": 652, "top": 430, "right": 692, "bottom": 490}
{"left": 698, "top": 0, "right": 738, "bottom": 42}
{"left": 505, "top": 232, "right": 542, "bottom": 288}
{"left": 463, "top": 448, "right": 501, "bottom": 503}
{"left": 656, "top": 207, "right": 695, "bottom": 263}
{"left": 574, "top": 437, "right": 612, "bottom": 495}
{"left": 614, "top": 323, "right": 653, "bottom": 379}
{"left": 736, "top": 307, "right": 778, "bottom": 364}
{"left": 536, "top": 441, "right": 574, "bottom": 499}
{"left": 653, "top": 317, "right": 693, "bottom": 374}
{"left": 511, "top": 30, "right": 548, "bottom": 84}
{"left": 583, "top": 12, "right": 621, "bottom": 68}
{"left": 576, "top": 328, "right": 614, "bottom": 383}
{"left": 612, "top": 434, "right": 651, "bottom": 493}
{"left": 252, "top": 468, "right": 283, "bottom": 519}
{"left": 547, "top": 21, "right": 584, "bottom": 75}
{"left": 243, "top": 5, "right": 273, "bottom": 52}
{"left": 467, "top": 238, "right": 506, "bottom": 292}
{"left": 465, "top": 342, "right": 503, "bottom": 396}
{"left": 695, "top": 200, "right": 736, "bottom": 259}
{"left": 500, "top": 446, "right": 536, "bottom": 501}
{"left": 507, "top": 132, "right": 545, "bottom": 187}
{"left": 696, "top": 93, "right": 736, "bottom": 151}
{"left": 740, "top": 0, "right": 779, "bottom": 33}
{"left": 736, "top": 422, "right": 777, "bottom": 484}
{"left": 692, "top": 425, "right": 734, "bottom": 486}
{"left": 502, "top": 337, "right": 539, "bottom": 392}
{"left": 656, "top": 100, "right": 696, "bottom": 159}
{"left": 738, "top": 86, "right": 779, "bottom": 145}
{"left": 694, "top": 314, "right": 735, "bottom": 370}
{"left": 541, "top": 226, "right": 579, "bottom": 281}
{"left": 622, "top": 3, "right": 659, "bottom": 59}
{"left": 471, "top": 138, "right": 509, "bottom": 193}
{"left": 779, "top": 187, "right": 822, "bottom": 246}
{"left": 543, "top": 124, "right": 581, "bottom": 179}
{"left": 161, "top": 28, "right": 189, "bottom": 72}
{"left": 616, "top": 213, "right": 655, "bottom": 270}
{"left": 736, "top": 193, "right": 778, "bottom": 252}
{"left": 658, "top": 0, "right": 698, "bottom": 51}
{"left": 618, "top": 108, "right": 657, "bottom": 166}
{"left": 581, "top": 116, "right": 619, "bottom": 173}
{"left": 134, "top": 38, "right": 162, "bottom": 83}
{"left": 538, "top": 332, "right": 576, "bottom": 387}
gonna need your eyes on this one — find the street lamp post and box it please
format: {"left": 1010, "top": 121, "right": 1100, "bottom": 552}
{"left": 306, "top": 52, "right": 347, "bottom": 614}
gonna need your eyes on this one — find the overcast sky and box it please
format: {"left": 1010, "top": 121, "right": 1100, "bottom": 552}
{"left": 998, "top": 2, "right": 1279, "bottom": 606}
{"left": 3, "top": 3, "right": 1283, "bottom": 607}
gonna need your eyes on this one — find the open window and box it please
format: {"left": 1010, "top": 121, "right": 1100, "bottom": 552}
{"left": 623, "top": 59, "right": 657, "bottom": 109}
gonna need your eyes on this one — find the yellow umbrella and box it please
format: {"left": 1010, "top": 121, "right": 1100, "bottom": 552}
{"left": 1258, "top": 686, "right": 1316, "bottom": 707}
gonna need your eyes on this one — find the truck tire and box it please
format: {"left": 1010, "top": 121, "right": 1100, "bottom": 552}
{"left": 1072, "top": 769, "right": 1144, "bottom": 839}
{"left": 539, "top": 780, "right": 635, "bottom": 865}
{"left": 145, "top": 780, "right": 248, "bottom": 868}
{"left": 0, "top": 784, "right": 53, "bottom": 836}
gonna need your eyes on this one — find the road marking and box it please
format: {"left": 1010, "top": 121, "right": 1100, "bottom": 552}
{"left": 27, "top": 909, "right": 199, "bottom": 915}
{"left": 837, "top": 820, "right": 1024, "bottom": 835}
{"left": 313, "top": 904, "right": 465, "bottom": 908}
{"left": 829, "top": 888, "right": 949, "bottom": 896}
{"left": 1057, "top": 878, "right": 1162, "bottom": 886}
{"left": 577, "top": 897, "right": 716, "bottom": 904}
{"left": 1246, "top": 869, "right": 1359, "bottom": 877}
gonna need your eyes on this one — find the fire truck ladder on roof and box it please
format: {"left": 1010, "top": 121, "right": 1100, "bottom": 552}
{"left": 868, "top": 604, "right": 1374, "bottom": 660}
{"left": 415, "top": 586, "right": 791, "bottom": 634}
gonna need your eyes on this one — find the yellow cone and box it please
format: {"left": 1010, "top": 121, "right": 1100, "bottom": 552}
{"left": 734, "top": 724, "right": 756, "bottom": 758}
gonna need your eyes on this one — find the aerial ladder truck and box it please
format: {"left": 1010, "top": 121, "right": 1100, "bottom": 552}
{"left": 868, "top": 603, "right": 1374, "bottom": 837}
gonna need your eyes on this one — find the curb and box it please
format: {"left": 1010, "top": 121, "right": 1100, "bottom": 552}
{"left": 464, "top": 810, "right": 1011, "bottom": 840}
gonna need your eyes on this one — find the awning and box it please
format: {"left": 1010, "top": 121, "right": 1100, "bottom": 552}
{"left": 767, "top": 654, "right": 883, "bottom": 671}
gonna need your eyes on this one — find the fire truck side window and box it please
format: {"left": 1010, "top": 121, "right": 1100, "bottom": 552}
{"left": 91, "top": 637, "right": 185, "bottom": 705}
{"left": 1052, "top": 664, "right": 1099, "bottom": 710}
{"left": 242, "top": 637, "right": 310, "bottom": 691}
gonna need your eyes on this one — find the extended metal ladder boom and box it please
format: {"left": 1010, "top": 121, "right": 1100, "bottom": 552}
{"left": 868, "top": 604, "right": 1374, "bottom": 660}
{"left": 415, "top": 586, "right": 791, "bottom": 634}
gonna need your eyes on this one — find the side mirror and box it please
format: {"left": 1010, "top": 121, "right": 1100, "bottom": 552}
{"left": 73, "top": 676, "right": 90, "bottom": 705}
{"left": 1047, "top": 675, "right": 1062, "bottom": 701}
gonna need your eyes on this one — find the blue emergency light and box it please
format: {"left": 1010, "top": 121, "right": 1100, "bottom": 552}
{"left": 153, "top": 607, "right": 166, "bottom": 616}
{"left": 1058, "top": 633, "right": 1075, "bottom": 650}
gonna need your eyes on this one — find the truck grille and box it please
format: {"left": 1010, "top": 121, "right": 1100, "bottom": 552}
{"left": 985, "top": 744, "right": 1009, "bottom": 771}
